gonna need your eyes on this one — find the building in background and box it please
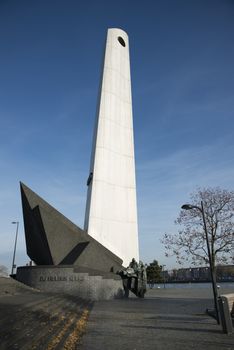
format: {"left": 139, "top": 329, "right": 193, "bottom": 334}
{"left": 164, "top": 265, "right": 234, "bottom": 283}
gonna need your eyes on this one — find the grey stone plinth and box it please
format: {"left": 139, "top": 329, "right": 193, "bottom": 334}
{"left": 16, "top": 265, "right": 124, "bottom": 301}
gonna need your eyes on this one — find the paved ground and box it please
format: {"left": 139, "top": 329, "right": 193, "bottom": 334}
{"left": 80, "top": 287, "right": 234, "bottom": 350}
{"left": 0, "top": 277, "right": 233, "bottom": 350}
{"left": 146, "top": 285, "right": 234, "bottom": 299}
{"left": 0, "top": 278, "right": 92, "bottom": 350}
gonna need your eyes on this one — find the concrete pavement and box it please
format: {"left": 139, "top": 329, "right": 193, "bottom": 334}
{"left": 0, "top": 277, "right": 92, "bottom": 350}
{"left": 0, "top": 278, "right": 233, "bottom": 349}
{"left": 80, "top": 288, "right": 234, "bottom": 350}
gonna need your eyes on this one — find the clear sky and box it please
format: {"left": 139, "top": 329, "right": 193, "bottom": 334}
{"left": 0, "top": 0, "right": 234, "bottom": 272}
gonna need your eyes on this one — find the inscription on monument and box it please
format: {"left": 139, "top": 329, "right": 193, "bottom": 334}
{"left": 39, "top": 275, "right": 84, "bottom": 282}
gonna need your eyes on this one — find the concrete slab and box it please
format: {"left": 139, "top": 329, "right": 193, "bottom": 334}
{"left": 79, "top": 289, "right": 234, "bottom": 350}
{"left": 1, "top": 279, "right": 233, "bottom": 349}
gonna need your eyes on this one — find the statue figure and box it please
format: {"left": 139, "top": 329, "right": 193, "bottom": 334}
{"left": 136, "top": 261, "right": 147, "bottom": 298}
{"left": 129, "top": 258, "right": 138, "bottom": 272}
{"left": 117, "top": 258, "right": 147, "bottom": 298}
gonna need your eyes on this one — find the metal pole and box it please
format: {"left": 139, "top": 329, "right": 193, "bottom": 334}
{"left": 11, "top": 221, "right": 19, "bottom": 275}
{"left": 200, "top": 201, "right": 220, "bottom": 324}
{"left": 162, "top": 265, "right": 166, "bottom": 288}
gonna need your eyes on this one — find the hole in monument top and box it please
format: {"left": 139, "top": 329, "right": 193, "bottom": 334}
{"left": 118, "top": 36, "right": 126, "bottom": 47}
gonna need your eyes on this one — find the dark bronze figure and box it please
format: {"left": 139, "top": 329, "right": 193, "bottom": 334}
{"left": 118, "top": 259, "right": 147, "bottom": 298}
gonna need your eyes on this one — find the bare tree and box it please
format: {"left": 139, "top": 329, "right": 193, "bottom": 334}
{"left": 161, "top": 187, "right": 234, "bottom": 271}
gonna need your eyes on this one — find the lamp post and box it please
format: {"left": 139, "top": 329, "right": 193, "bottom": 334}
{"left": 181, "top": 201, "right": 220, "bottom": 324}
{"left": 162, "top": 264, "right": 166, "bottom": 289}
{"left": 11, "top": 221, "right": 19, "bottom": 276}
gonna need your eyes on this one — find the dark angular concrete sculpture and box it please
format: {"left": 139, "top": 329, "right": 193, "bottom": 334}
{"left": 20, "top": 182, "right": 123, "bottom": 274}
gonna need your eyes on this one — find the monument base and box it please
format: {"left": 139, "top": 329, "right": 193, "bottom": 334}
{"left": 16, "top": 265, "right": 124, "bottom": 301}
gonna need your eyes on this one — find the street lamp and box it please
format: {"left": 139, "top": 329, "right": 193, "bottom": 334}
{"left": 162, "top": 265, "right": 166, "bottom": 289}
{"left": 181, "top": 201, "right": 220, "bottom": 324}
{"left": 11, "top": 221, "right": 19, "bottom": 276}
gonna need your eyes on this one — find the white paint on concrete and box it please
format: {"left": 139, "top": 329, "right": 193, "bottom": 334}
{"left": 84, "top": 28, "right": 139, "bottom": 266}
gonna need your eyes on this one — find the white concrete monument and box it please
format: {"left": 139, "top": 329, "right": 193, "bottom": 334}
{"left": 84, "top": 28, "right": 139, "bottom": 266}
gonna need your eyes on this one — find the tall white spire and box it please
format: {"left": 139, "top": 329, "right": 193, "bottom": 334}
{"left": 84, "top": 28, "right": 139, "bottom": 266}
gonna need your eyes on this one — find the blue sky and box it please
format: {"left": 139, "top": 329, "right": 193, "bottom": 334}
{"left": 0, "top": 0, "right": 234, "bottom": 271}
